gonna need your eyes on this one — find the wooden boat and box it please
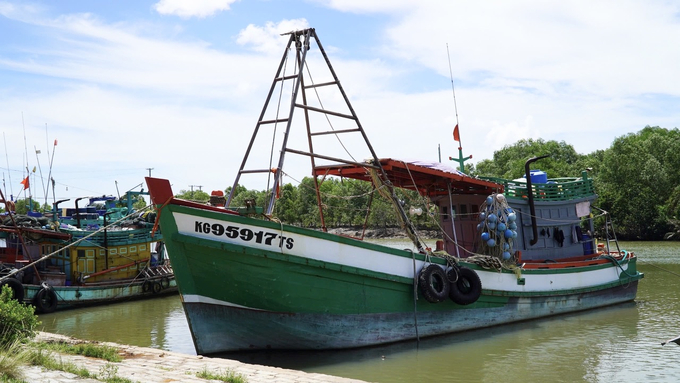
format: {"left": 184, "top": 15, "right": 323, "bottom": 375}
{"left": 0, "top": 190, "right": 176, "bottom": 313}
{"left": 144, "top": 28, "right": 643, "bottom": 354}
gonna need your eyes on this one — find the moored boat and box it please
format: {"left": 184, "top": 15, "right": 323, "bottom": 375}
{"left": 0, "top": 189, "right": 176, "bottom": 313}
{"left": 144, "top": 28, "right": 642, "bottom": 354}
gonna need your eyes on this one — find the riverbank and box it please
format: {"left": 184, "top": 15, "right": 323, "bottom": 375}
{"left": 22, "top": 332, "right": 369, "bottom": 383}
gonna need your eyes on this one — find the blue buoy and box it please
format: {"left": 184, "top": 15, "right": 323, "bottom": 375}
{"left": 502, "top": 251, "right": 511, "bottom": 260}
{"left": 504, "top": 229, "right": 514, "bottom": 238}
{"left": 479, "top": 212, "right": 486, "bottom": 220}
{"left": 497, "top": 222, "right": 507, "bottom": 231}
{"left": 486, "top": 196, "right": 493, "bottom": 205}
{"left": 487, "top": 238, "right": 496, "bottom": 247}
{"left": 488, "top": 214, "right": 497, "bottom": 223}
{"left": 488, "top": 222, "right": 496, "bottom": 230}
{"left": 481, "top": 232, "right": 490, "bottom": 241}
{"left": 508, "top": 212, "right": 516, "bottom": 222}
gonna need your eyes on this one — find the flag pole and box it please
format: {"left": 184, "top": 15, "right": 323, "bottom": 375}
{"left": 446, "top": 44, "right": 472, "bottom": 173}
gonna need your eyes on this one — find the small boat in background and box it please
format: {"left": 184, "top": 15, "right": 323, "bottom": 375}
{"left": 145, "top": 28, "right": 643, "bottom": 354}
{"left": 0, "top": 188, "right": 176, "bottom": 313}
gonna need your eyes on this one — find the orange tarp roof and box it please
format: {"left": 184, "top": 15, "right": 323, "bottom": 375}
{"left": 313, "top": 158, "right": 502, "bottom": 197}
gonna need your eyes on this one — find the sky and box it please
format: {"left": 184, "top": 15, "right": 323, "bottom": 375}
{"left": 1, "top": 0, "right": 678, "bottom": 208}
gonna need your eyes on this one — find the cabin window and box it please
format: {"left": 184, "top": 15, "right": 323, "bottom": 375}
{"left": 77, "top": 249, "right": 85, "bottom": 258}
{"left": 442, "top": 205, "right": 449, "bottom": 221}
{"left": 472, "top": 204, "right": 480, "bottom": 219}
{"left": 459, "top": 204, "right": 468, "bottom": 220}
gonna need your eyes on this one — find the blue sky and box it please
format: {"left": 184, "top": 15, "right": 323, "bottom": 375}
{"left": 1, "top": 0, "right": 678, "bottom": 207}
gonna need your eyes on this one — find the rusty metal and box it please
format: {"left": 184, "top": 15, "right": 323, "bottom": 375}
{"left": 224, "top": 28, "right": 423, "bottom": 249}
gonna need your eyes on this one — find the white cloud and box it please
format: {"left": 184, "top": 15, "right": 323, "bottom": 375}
{"left": 236, "top": 19, "right": 310, "bottom": 53}
{"left": 1, "top": 1, "right": 678, "bottom": 203}
{"left": 153, "top": 0, "right": 238, "bottom": 18}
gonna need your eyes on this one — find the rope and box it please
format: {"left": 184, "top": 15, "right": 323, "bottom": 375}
{"left": 640, "top": 260, "right": 680, "bottom": 278}
{"left": 367, "top": 167, "right": 426, "bottom": 252}
{"left": 151, "top": 196, "right": 173, "bottom": 238}
{"left": 303, "top": 60, "right": 357, "bottom": 163}
{"left": 407, "top": 249, "right": 419, "bottom": 343}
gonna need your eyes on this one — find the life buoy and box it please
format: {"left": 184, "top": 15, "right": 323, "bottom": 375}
{"left": 418, "top": 264, "right": 450, "bottom": 303}
{"left": 142, "top": 280, "right": 152, "bottom": 293}
{"left": 33, "top": 287, "right": 58, "bottom": 313}
{"left": 0, "top": 278, "right": 24, "bottom": 302}
{"left": 160, "top": 277, "right": 170, "bottom": 289}
{"left": 448, "top": 266, "right": 482, "bottom": 305}
{"left": 152, "top": 281, "right": 162, "bottom": 294}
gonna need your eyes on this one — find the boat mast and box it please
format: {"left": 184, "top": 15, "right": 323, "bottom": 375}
{"left": 226, "top": 28, "right": 423, "bottom": 250}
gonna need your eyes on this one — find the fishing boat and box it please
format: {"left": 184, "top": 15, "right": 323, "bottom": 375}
{"left": 0, "top": 189, "right": 176, "bottom": 313}
{"left": 144, "top": 28, "right": 643, "bottom": 354}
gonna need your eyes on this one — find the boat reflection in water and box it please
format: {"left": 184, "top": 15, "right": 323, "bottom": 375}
{"left": 39, "top": 294, "right": 195, "bottom": 356}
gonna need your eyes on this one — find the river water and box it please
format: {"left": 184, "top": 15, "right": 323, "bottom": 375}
{"left": 39, "top": 241, "right": 680, "bottom": 382}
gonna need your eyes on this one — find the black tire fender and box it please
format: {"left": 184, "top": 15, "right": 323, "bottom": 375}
{"left": 0, "top": 278, "right": 24, "bottom": 303}
{"left": 418, "top": 264, "right": 450, "bottom": 303}
{"left": 33, "top": 287, "right": 58, "bottom": 313}
{"left": 152, "top": 281, "right": 162, "bottom": 294}
{"left": 142, "top": 280, "right": 152, "bottom": 293}
{"left": 448, "top": 266, "right": 482, "bottom": 305}
{"left": 160, "top": 277, "right": 170, "bottom": 289}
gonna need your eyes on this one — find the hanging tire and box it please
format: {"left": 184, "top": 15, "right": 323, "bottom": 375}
{"left": 33, "top": 287, "right": 58, "bottom": 313}
{"left": 418, "top": 264, "right": 450, "bottom": 303}
{"left": 160, "top": 277, "right": 170, "bottom": 289}
{"left": 152, "top": 281, "right": 162, "bottom": 294}
{"left": 0, "top": 278, "right": 24, "bottom": 303}
{"left": 142, "top": 280, "right": 152, "bottom": 293}
{"left": 448, "top": 266, "right": 482, "bottom": 305}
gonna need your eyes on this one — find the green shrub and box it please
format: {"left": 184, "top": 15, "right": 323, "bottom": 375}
{"left": 0, "top": 285, "right": 40, "bottom": 347}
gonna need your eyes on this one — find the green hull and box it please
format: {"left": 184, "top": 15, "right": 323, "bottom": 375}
{"left": 154, "top": 201, "right": 641, "bottom": 354}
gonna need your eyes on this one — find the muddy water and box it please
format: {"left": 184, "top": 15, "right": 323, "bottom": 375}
{"left": 40, "top": 241, "right": 680, "bottom": 382}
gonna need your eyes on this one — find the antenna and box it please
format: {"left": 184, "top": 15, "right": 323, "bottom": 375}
{"left": 446, "top": 43, "right": 472, "bottom": 173}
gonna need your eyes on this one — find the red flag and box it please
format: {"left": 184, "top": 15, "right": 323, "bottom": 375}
{"left": 54, "top": 139, "right": 58, "bottom": 146}
{"left": 453, "top": 124, "right": 460, "bottom": 142}
{"left": 20, "top": 176, "right": 29, "bottom": 190}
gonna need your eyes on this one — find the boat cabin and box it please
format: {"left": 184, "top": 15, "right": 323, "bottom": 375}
{"left": 315, "top": 158, "right": 598, "bottom": 262}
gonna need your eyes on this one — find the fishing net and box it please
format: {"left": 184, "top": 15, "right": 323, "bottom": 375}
{"left": 476, "top": 193, "right": 518, "bottom": 262}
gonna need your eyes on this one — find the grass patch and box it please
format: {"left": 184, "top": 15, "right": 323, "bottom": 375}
{"left": 27, "top": 348, "right": 92, "bottom": 378}
{"left": 196, "top": 366, "right": 248, "bottom": 383}
{"left": 36, "top": 341, "right": 122, "bottom": 362}
{"left": 98, "top": 363, "right": 138, "bottom": 383}
{"left": 0, "top": 339, "right": 31, "bottom": 382}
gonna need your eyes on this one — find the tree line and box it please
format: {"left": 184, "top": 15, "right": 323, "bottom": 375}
{"left": 7, "top": 126, "right": 677, "bottom": 240}
{"left": 174, "top": 126, "right": 680, "bottom": 240}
